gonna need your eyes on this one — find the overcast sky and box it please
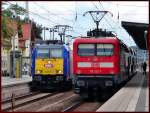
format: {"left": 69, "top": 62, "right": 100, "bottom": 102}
{"left": 5, "top": 1, "right": 149, "bottom": 47}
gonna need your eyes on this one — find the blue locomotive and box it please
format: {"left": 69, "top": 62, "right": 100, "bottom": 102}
{"left": 31, "top": 40, "right": 72, "bottom": 90}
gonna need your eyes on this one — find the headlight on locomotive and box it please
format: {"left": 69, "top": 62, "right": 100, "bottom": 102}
{"left": 48, "top": 61, "right": 51, "bottom": 64}
{"left": 58, "top": 70, "right": 62, "bottom": 74}
{"left": 56, "top": 70, "right": 63, "bottom": 74}
{"left": 36, "top": 70, "right": 42, "bottom": 74}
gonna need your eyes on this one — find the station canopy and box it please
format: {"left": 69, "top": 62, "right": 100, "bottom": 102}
{"left": 121, "top": 21, "right": 149, "bottom": 50}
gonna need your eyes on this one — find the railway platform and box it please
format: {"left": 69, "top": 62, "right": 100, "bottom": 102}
{"left": 1, "top": 75, "right": 32, "bottom": 87}
{"left": 96, "top": 71, "right": 149, "bottom": 112}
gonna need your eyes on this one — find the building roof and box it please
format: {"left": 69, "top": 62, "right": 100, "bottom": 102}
{"left": 121, "top": 21, "right": 149, "bottom": 50}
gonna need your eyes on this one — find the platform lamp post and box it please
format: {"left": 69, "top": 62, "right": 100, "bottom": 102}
{"left": 25, "top": 1, "right": 34, "bottom": 78}
{"left": 144, "top": 30, "right": 147, "bottom": 62}
{"left": 10, "top": 9, "right": 17, "bottom": 78}
{"left": 12, "top": 32, "right": 16, "bottom": 78}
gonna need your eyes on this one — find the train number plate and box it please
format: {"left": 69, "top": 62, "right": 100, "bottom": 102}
{"left": 44, "top": 64, "right": 53, "bottom": 68}
{"left": 91, "top": 63, "right": 99, "bottom": 67}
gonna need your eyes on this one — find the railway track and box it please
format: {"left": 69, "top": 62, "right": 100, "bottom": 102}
{"left": 2, "top": 92, "right": 38, "bottom": 104}
{"left": 62, "top": 100, "right": 84, "bottom": 112}
{"left": 2, "top": 90, "right": 105, "bottom": 112}
{"left": 68, "top": 101, "right": 103, "bottom": 112}
{"left": 62, "top": 100, "right": 104, "bottom": 112}
{"left": 62, "top": 77, "right": 134, "bottom": 112}
{"left": 2, "top": 91, "right": 58, "bottom": 111}
{"left": 12, "top": 91, "right": 81, "bottom": 112}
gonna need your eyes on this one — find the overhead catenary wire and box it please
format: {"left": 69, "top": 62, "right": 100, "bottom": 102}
{"left": 91, "top": 2, "right": 115, "bottom": 31}
{"left": 98, "top": 1, "right": 123, "bottom": 31}
{"left": 98, "top": 1, "right": 135, "bottom": 46}
{"left": 97, "top": 1, "right": 115, "bottom": 30}
{"left": 7, "top": 1, "right": 136, "bottom": 38}
{"left": 34, "top": 2, "right": 88, "bottom": 30}
{"left": 112, "top": 3, "right": 148, "bottom": 7}
{"left": 5, "top": 1, "right": 85, "bottom": 37}
{"left": 6, "top": 1, "right": 59, "bottom": 26}
{"left": 6, "top": 2, "right": 81, "bottom": 30}
{"left": 34, "top": 2, "right": 75, "bottom": 22}
{"left": 5, "top": 1, "right": 105, "bottom": 34}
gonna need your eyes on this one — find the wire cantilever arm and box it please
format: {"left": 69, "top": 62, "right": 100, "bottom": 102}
{"left": 83, "top": 11, "right": 113, "bottom": 17}
{"left": 83, "top": 10, "right": 113, "bottom": 31}
{"left": 83, "top": 11, "right": 113, "bottom": 23}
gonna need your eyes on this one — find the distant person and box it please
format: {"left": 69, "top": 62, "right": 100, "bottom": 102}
{"left": 143, "top": 62, "right": 147, "bottom": 75}
{"left": 141, "top": 63, "right": 143, "bottom": 72}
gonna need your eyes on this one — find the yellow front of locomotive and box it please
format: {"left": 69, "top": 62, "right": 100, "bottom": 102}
{"left": 35, "top": 58, "right": 63, "bottom": 75}
{"left": 35, "top": 46, "right": 63, "bottom": 75}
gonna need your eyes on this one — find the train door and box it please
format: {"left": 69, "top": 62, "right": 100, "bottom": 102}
{"left": 119, "top": 44, "right": 126, "bottom": 82}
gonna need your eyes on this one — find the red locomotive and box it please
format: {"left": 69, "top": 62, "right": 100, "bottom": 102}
{"left": 72, "top": 11, "right": 137, "bottom": 99}
{"left": 73, "top": 37, "right": 137, "bottom": 98}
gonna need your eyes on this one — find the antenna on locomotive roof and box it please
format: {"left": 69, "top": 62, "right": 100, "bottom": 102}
{"left": 83, "top": 11, "right": 113, "bottom": 37}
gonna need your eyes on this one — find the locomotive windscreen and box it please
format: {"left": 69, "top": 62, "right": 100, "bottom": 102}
{"left": 97, "top": 44, "right": 114, "bottom": 56}
{"left": 37, "top": 48, "right": 63, "bottom": 58}
{"left": 37, "top": 48, "right": 49, "bottom": 58}
{"left": 78, "top": 43, "right": 114, "bottom": 56}
{"left": 78, "top": 44, "right": 95, "bottom": 56}
{"left": 50, "top": 48, "right": 62, "bottom": 58}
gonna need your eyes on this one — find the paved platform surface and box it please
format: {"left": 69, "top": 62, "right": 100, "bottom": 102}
{"left": 97, "top": 71, "right": 149, "bottom": 112}
{"left": 1, "top": 75, "right": 32, "bottom": 87}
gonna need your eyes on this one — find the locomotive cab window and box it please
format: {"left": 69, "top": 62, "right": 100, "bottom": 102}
{"left": 50, "top": 48, "right": 62, "bottom": 58}
{"left": 78, "top": 44, "right": 95, "bottom": 56}
{"left": 37, "top": 48, "right": 49, "bottom": 58}
{"left": 97, "top": 44, "right": 114, "bottom": 56}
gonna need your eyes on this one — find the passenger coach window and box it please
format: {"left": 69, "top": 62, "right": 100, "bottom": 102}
{"left": 50, "top": 49, "right": 62, "bottom": 58}
{"left": 97, "top": 44, "right": 114, "bottom": 56}
{"left": 78, "top": 44, "right": 95, "bottom": 56}
{"left": 37, "top": 48, "right": 49, "bottom": 58}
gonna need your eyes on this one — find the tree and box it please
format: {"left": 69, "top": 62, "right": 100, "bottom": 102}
{"left": 2, "top": 3, "right": 43, "bottom": 42}
{"left": 1, "top": 2, "right": 14, "bottom": 39}
{"left": 31, "top": 21, "right": 43, "bottom": 41}
{"left": 9, "top": 3, "right": 26, "bottom": 16}
{"left": 2, "top": 3, "right": 26, "bottom": 40}
{"left": 9, "top": 4, "right": 26, "bottom": 38}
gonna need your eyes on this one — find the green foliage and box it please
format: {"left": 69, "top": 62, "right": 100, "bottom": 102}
{"left": 2, "top": 2, "right": 43, "bottom": 41}
{"left": 2, "top": 12, "right": 14, "bottom": 39}
{"left": 9, "top": 4, "right": 26, "bottom": 16}
{"left": 2, "top": 3, "right": 26, "bottom": 39}
{"left": 2, "top": 10, "right": 13, "bottom": 18}
{"left": 31, "top": 21, "right": 43, "bottom": 40}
